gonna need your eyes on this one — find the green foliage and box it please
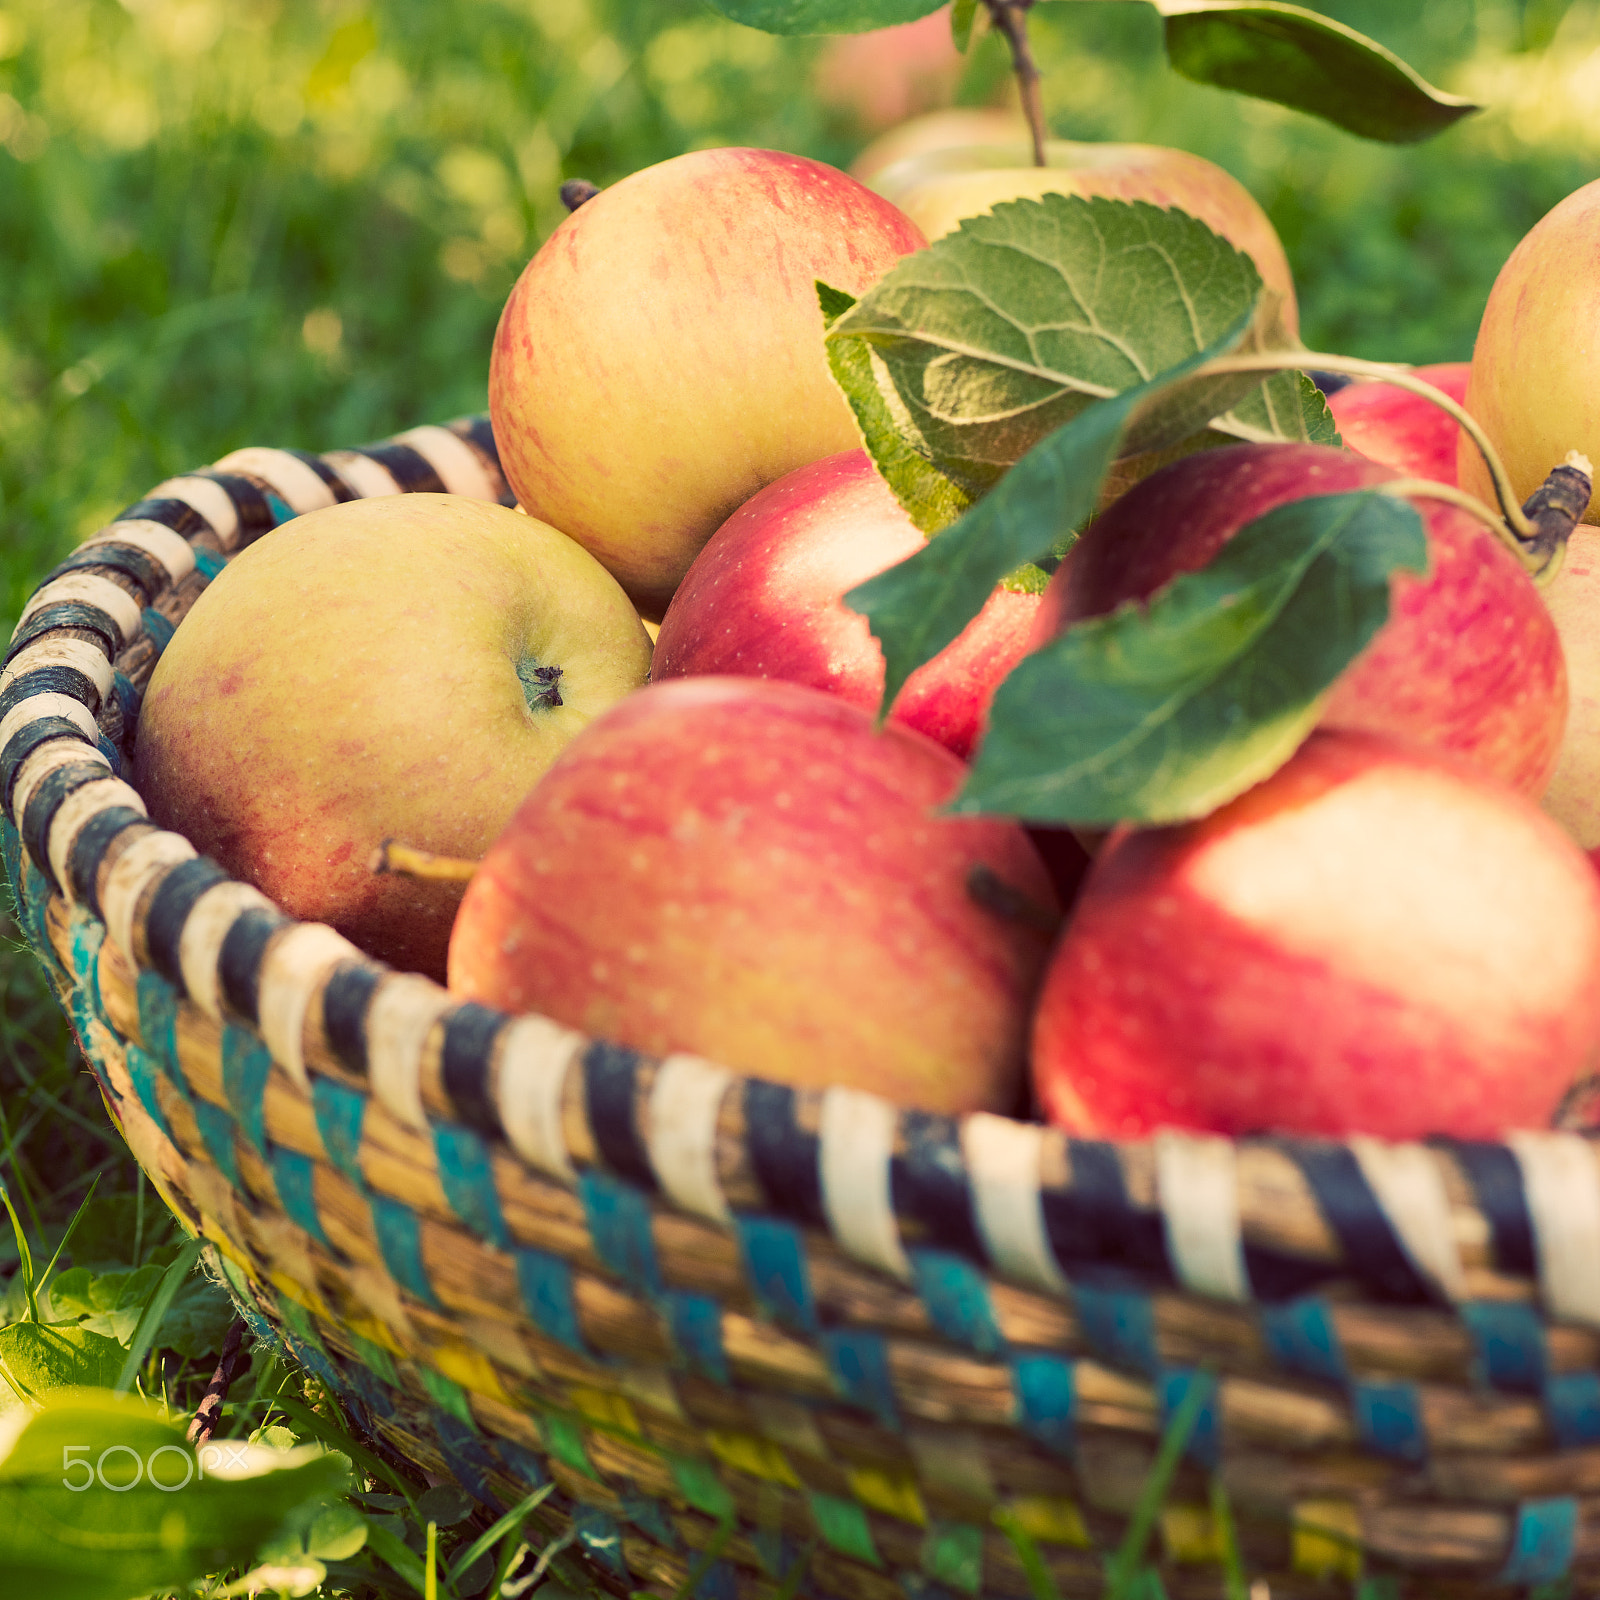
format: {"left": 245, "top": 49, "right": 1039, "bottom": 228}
{"left": 704, "top": 0, "right": 943, "bottom": 32}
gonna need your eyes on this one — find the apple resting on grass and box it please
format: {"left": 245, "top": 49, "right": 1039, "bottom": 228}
{"left": 135, "top": 494, "right": 653, "bottom": 981}
{"left": 488, "top": 147, "right": 927, "bottom": 620}
{"left": 1326, "top": 361, "right": 1470, "bottom": 485}
{"left": 651, "top": 449, "right": 1038, "bottom": 761}
{"left": 1032, "top": 730, "right": 1600, "bottom": 1142}
{"left": 1038, "top": 442, "right": 1566, "bottom": 797}
{"left": 447, "top": 677, "right": 1056, "bottom": 1115}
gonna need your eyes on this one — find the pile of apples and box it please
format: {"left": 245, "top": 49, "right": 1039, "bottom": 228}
{"left": 131, "top": 115, "right": 1600, "bottom": 1150}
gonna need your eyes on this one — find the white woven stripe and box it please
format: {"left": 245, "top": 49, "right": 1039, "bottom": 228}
{"left": 102, "top": 830, "right": 195, "bottom": 967}
{"left": 495, "top": 1013, "right": 585, "bottom": 1184}
{"left": 645, "top": 1053, "right": 734, "bottom": 1223}
{"left": 10, "top": 739, "right": 110, "bottom": 831}
{"left": 178, "top": 880, "right": 276, "bottom": 1021}
{"left": 321, "top": 450, "right": 402, "bottom": 500}
{"left": 47, "top": 777, "right": 146, "bottom": 903}
{"left": 147, "top": 475, "right": 241, "bottom": 548}
{"left": 1155, "top": 1130, "right": 1249, "bottom": 1302}
{"left": 17, "top": 574, "right": 143, "bottom": 650}
{"left": 394, "top": 425, "right": 498, "bottom": 500}
{"left": 0, "top": 693, "right": 100, "bottom": 757}
{"left": 962, "top": 1112, "right": 1068, "bottom": 1294}
{"left": 1350, "top": 1137, "right": 1466, "bottom": 1303}
{"left": 83, "top": 520, "right": 197, "bottom": 584}
{"left": 0, "top": 637, "right": 116, "bottom": 704}
{"left": 212, "top": 447, "right": 336, "bottom": 514}
{"left": 1509, "top": 1131, "right": 1600, "bottom": 1326}
{"left": 366, "top": 973, "right": 454, "bottom": 1131}
{"left": 820, "top": 1086, "right": 911, "bottom": 1281}
{"left": 257, "top": 922, "right": 363, "bottom": 1092}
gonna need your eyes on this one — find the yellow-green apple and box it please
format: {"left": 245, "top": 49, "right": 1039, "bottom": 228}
{"left": 1461, "top": 178, "right": 1600, "bottom": 519}
{"left": 869, "top": 139, "right": 1299, "bottom": 338}
{"left": 651, "top": 449, "right": 1037, "bottom": 761}
{"left": 1539, "top": 526, "right": 1600, "bottom": 858}
{"left": 446, "top": 676, "right": 1056, "bottom": 1114}
{"left": 134, "top": 494, "right": 653, "bottom": 980}
{"left": 1032, "top": 729, "right": 1600, "bottom": 1141}
{"left": 1326, "top": 361, "right": 1470, "bottom": 485}
{"left": 850, "top": 107, "right": 1029, "bottom": 186}
{"left": 813, "top": 5, "right": 965, "bottom": 133}
{"left": 1037, "top": 442, "right": 1566, "bottom": 796}
{"left": 488, "top": 148, "right": 927, "bottom": 620}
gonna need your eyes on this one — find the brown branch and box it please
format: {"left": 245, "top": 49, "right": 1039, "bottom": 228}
{"left": 186, "top": 1318, "right": 251, "bottom": 1447}
{"left": 985, "top": 1, "right": 1046, "bottom": 167}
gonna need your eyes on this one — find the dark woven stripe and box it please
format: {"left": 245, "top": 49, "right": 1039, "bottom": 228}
{"left": 442, "top": 1003, "right": 508, "bottom": 1137}
{"left": 891, "top": 1111, "right": 984, "bottom": 1260}
{"left": 144, "top": 856, "right": 232, "bottom": 990}
{"left": 21, "top": 760, "right": 113, "bottom": 888}
{"left": 112, "top": 674, "right": 143, "bottom": 746}
{"left": 458, "top": 414, "right": 502, "bottom": 472}
{"left": 1285, "top": 1141, "right": 1436, "bottom": 1304}
{"left": 0, "top": 664, "right": 102, "bottom": 721}
{"left": 192, "top": 471, "right": 278, "bottom": 543}
{"left": 582, "top": 1040, "right": 655, "bottom": 1189}
{"left": 218, "top": 905, "right": 286, "bottom": 1022}
{"left": 1042, "top": 1140, "right": 1172, "bottom": 1285}
{"left": 5, "top": 604, "right": 119, "bottom": 664}
{"left": 353, "top": 442, "right": 445, "bottom": 495}
{"left": 1239, "top": 1243, "right": 1339, "bottom": 1304}
{"left": 1446, "top": 1140, "right": 1538, "bottom": 1279}
{"left": 43, "top": 544, "right": 169, "bottom": 601}
{"left": 1, "top": 718, "right": 97, "bottom": 813}
{"left": 322, "top": 962, "right": 380, "bottom": 1074}
{"left": 283, "top": 448, "right": 355, "bottom": 502}
{"left": 69, "top": 807, "right": 149, "bottom": 917}
{"left": 115, "top": 496, "right": 214, "bottom": 538}
{"left": 745, "top": 1080, "right": 824, "bottom": 1225}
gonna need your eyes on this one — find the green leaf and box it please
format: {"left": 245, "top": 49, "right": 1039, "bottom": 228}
{"left": 826, "top": 194, "right": 1278, "bottom": 503}
{"left": 1215, "top": 367, "right": 1340, "bottom": 446}
{"left": 950, "top": 0, "right": 978, "bottom": 50}
{"left": 47, "top": 1264, "right": 163, "bottom": 1345}
{"left": 114, "top": 1235, "right": 204, "bottom": 1392}
{"left": 956, "top": 490, "right": 1429, "bottom": 824}
{"left": 0, "top": 1324, "right": 125, "bottom": 1407}
{"left": 702, "top": 0, "right": 944, "bottom": 34}
{"left": 0, "top": 1389, "right": 349, "bottom": 1600}
{"left": 846, "top": 308, "right": 1256, "bottom": 716}
{"left": 153, "top": 1272, "right": 236, "bottom": 1359}
{"left": 1156, "top": 2, "right": 1478, "bottom": 143}
{"left": 416, "top": 1483, "right": 473, "bottom": 1526}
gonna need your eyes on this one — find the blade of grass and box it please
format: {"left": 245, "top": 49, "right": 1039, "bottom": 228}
{"left": 273, "top": 1392, "right": 417, "bottom": 1499}
{"left": 0, "top": 1095, "right": 44, "bottom": 1245}
{"left": 366, "top": 1518, "right": 431, "bottom": 1598}
{"left": 114, "top": 1234, "right": 203, "bottom": 1392}
{"left": 992, "top": 1506, "right": 1062, "bottom": 1600}
{"left": 1209, "top": 1473, "right": 1247, "bottom": 1600}
{"left": 426, "top": 1519, "right": 441, "bottom": 1600}
{"left": 0, "top": 1175, "right": 38, "bottom": 1320}
{"left": 33, "top": 1171, "right": 99, "bottom": 1304}
{"left": 671, "top": 1514, "right": 737, "bottom": 1600}
{"left": 773, "top": 1539, "right": 816, "bottom": 1600}
{"left": 449, "top": 1482, "right": 554, "bottom": 1583}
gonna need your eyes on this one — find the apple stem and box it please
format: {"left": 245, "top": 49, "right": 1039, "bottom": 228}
{"left": 370, "top": 838, "right": 480, "bottom": 883}
{"left": 966, "top": 862, "right": 1062, "bottom": 937}
{"left": 560, "top": 179, "right": 600, "bottom": 213}
{"left": 984, "top": 1, "right": 1047, "bottom": 167}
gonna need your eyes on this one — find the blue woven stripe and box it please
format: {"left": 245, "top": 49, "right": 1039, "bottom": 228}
{"left": 736, "top": 1214, "right": 817, "bottom": 1336}
{"left": 135, "top": 971, "right": 183, "bottom": 1087}
{"left": 1353, "top": 1379, "right": 1427, "bottom": 1462}
{"left": 1, "top": 818, "right": 21, "bottom": 916}
{"left": 1498, "top": 1497, "right": 1577, "bottom": 1586}
{"left": 823, "top": 1327, "right": 899, "bottom": 1429}
{"left": 572, "top": 1505, "right": 628, "bottom": 1578}
{"left": 516, "top": 1248, "right": 586, "bottom": 1353}
{"left": 490, "top": 1438, "right": 547, "bottom": 1490}
{"left": 1073, "top": 1284, "right": 1158, "bottom": 1376}
{"left": 1546, "top": 1371, "right": 1600, "bottom": 1449}
{"left": 19, "top": 851, "right": 54, "bottom": 972}
{"left": 193, "top": 1099, "right": 240, "bottom": 1190}
{"left": 192, "top": 545, "right": 226, "bottom": 580}
{"left": 1259, "top": 1297, "right": 1346, "bottom": 1384}
{"left": 124, "top": 1045, "right": 174, "bottom": 1141}
{"left": 312, "top": 1077, "right": 367, "bottom": 1187}
{"left": 623, "top": 1490, "right": 680, "bottom": 1550}
{"left": 1160, "top": 1367, "right": 1220, "bottom": 1469}
{"left": 434, "top": 1123, "right": 509, "bottom": 1248}
{"left": 911, "top": 1248, "right": 1005, "bottom": 1357}
{"left": 580, "top": 1168, "right": 661, "bottom": 1295}
{"left": 67, "top": 911, "right": 105, "bottom": 1023}
{"left": 369, "top": 1194, "right": 440, "bottom": 1308}
{"left": 666, "top": 1291, "right": 728, "bottom": 1384}
{"left": 1460, "top": 1300, "right": 1547, "bottom": 1394}
{"left": 345, "top": 1358, "right": 397, "bottom": 1420}
{"left": 436, "top": 1411, "right": 505, "bottom": 1512}
{"left": 693, "top": 1558, "right": 738, "bottom": 1600}
{"left": 272, "top": 1147, "right": 330, "bottom": 1247}
{"left": 140, "top": 606, "right": 175, "bottom": 653}
{"left": 1011, "top": 1352, "right": 1076, "bottom": 1456}
{"left": 221, "top": 1025, "right": 271, "bottom": 1156}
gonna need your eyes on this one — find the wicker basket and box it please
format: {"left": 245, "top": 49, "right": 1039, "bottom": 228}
{"left": 7, "top": 415, "right": 1600, "bottom": 1599}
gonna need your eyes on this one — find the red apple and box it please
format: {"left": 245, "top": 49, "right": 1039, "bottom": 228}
{"left": 813, "top": 7, "right": 966, "bottom": 134}
{"left": 1326, "top": 361, "right": 1470, "bottom": 484}
{"left": 488, "top": 148, "right": 927, "bottom": 619}
{"left": 1032, "top": 730, "right": 1600, "bottom": 1142}
{"left": 1036, "top": 442, "right": 1566, "bottom": 797}
{"left": 651, "top": 449, "right": 1038, "bottom": 761}
{"left": 1539, "top": 526, "right": 1600, "bottom": 850}
{"left": 446, "top": 677, "right": 1056, "bottom": 1115}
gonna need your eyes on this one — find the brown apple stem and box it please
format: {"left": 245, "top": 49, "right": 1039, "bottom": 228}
{"left": 966, "top": 862, "right": 1062, "bottom": 938}
{"left": 984, "top": 1, "right": 1047, "bottom": 166}
{"left": 1518, "top": 453, "right": 1593, "bottom": 581}
{"left": 371, "top": 838, "right": 480, "bottom": 883}
{"left": 559, "top": 179, "right": 600, "bottom": 212}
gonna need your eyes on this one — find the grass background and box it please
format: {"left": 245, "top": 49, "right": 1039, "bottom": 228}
{"left": 0, "top": 0, "right": 1598, "bottom": 1587}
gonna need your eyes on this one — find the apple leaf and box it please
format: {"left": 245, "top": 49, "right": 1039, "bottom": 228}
{"left": 0, "top": 1324, "right": 125, "bottom": 1409}
{"left": 846, "top": 307, "right": 1255, "bottom": 717}
{"left": 702, "top": 0, "right": 944, "bottom": 33}
{"left": 950, "top": 0, "right": 979, "bottom": 51}
{"left": 955, "top": 490, "right": 1429, "bottom": 826}
{"left": 1154, "top": 2, "right": 1478, "bottom": 144}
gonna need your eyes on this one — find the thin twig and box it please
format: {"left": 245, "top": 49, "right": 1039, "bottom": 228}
{"left": 985, "top": 1, "right": 1046, "bottom": 166}
{"left": 186, "top": 1318, "right": 252, "bottom": 1447}
{"left": 370, "top": 839, "right": 480, "bottom": 883}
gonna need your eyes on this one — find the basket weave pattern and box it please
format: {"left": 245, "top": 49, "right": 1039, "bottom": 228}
{"left": 6, "top": 418, "right": 1600, "bottom": 1597}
